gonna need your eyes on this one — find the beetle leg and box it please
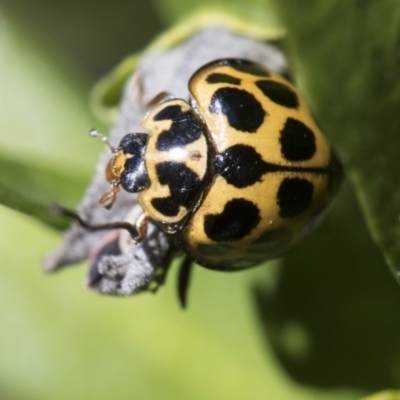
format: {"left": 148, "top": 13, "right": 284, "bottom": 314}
{"left": 144, "top": 91, "right": 174, "bottom": 108}
{"left": 134, "top": 212, "right": 149, "bottom": 242}
{"left": 99, "top": 184, "right": 120, "bottom": 209}
{"left": 135, "top": 72, "right": 174, "bottom": 108}
{"left": 177, "top": 257, "right": 193, "bottom": 309}
{"left": 53, "top": 204, "right": 142, "bottom": 242}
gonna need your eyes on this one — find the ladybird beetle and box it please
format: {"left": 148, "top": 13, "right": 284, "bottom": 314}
{"left": 70, "top": 58, "right": 342, "bottom": 272}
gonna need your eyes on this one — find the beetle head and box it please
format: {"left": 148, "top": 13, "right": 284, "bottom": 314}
{"left": 100, "top": 133, "right": 149, "bottom": 209}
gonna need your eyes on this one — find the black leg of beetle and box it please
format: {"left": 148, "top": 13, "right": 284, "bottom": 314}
{"left": 136, "top": 73, "right": 173, "bottom": 109}
{"left": 177, "top": 257, "right": 193, "bottom": 309}
{"left": 52, "top": 204, "right": 141, "bottom": 241}
{"left": 145, "top": 91, "right": 173, "bottom": 108}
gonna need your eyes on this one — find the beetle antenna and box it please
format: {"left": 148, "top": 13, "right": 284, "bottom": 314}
{"left": 89, "top": 128, "right": 116, "bottom": 153}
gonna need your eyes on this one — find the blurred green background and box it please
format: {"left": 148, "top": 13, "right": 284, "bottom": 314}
{"left": 1, "top": 0, "right": 400, "bottom": 399}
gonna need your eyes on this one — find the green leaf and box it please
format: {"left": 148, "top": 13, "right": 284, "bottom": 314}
{"left": 0, "top": 10, "right": 103, "bottom": 226}
{"left": 91, "top": 8, "right": 285, "bottom": 122}
{"left": 0, "top": 206, "right": 361, "bottom": 400}
{"left": 363, "top": 391, "right": 400, "bottom": 400}
{"left": 254, "top": 184, "right": 400, "bottom": 392}
{"left": 0, "top": 154, "right": 87, "bottom": 229}
{"left": 153, "top": 0, "right": 282, "bottom": 31}
{"left": 91, "top": 54, "right": 140, "bottom": 122}
{"left": 271, "top": 1, "right": 400, "bottom": 282}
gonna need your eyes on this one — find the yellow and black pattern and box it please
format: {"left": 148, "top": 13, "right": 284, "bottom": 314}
{"left": 181, "top": 59, "right": 342, "bottom": 270}
{"left": 139, "top": 99, "right": 208, "bottom": 226}
{"left": 101, "top": 59, "right": 342, "bottom": 272}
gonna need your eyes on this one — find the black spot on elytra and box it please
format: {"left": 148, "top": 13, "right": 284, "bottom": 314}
{"left": 215, "top": 145, "right": 269, "bottom": 188}
{"left": 119, "top": 133, "right": 149, "bottom": 192}
{"left": 209, "top": 88, "right": 265, "bottom": 133}
{"left": 151, "top": 162, "right": 201, "bottom": 217}
{"left": 280, "top": 118, "right": 317, "bottom": 161}
{"left": 277, "top": 178, "right": 313, "bottom": 218}
{"left": 204, "top": 198, "right": 260, "bottom": 241}
{"left": 154, "top": 104, "right": 203, "bottom": 151}
{"left": 206, "top": 73, "right": 241, "bottom": 85}
{"left": 221, "top": 59, "right": 270, "bottom": 77}
{"left": 256, "top": 80, "right": 299, "bottom": 108}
